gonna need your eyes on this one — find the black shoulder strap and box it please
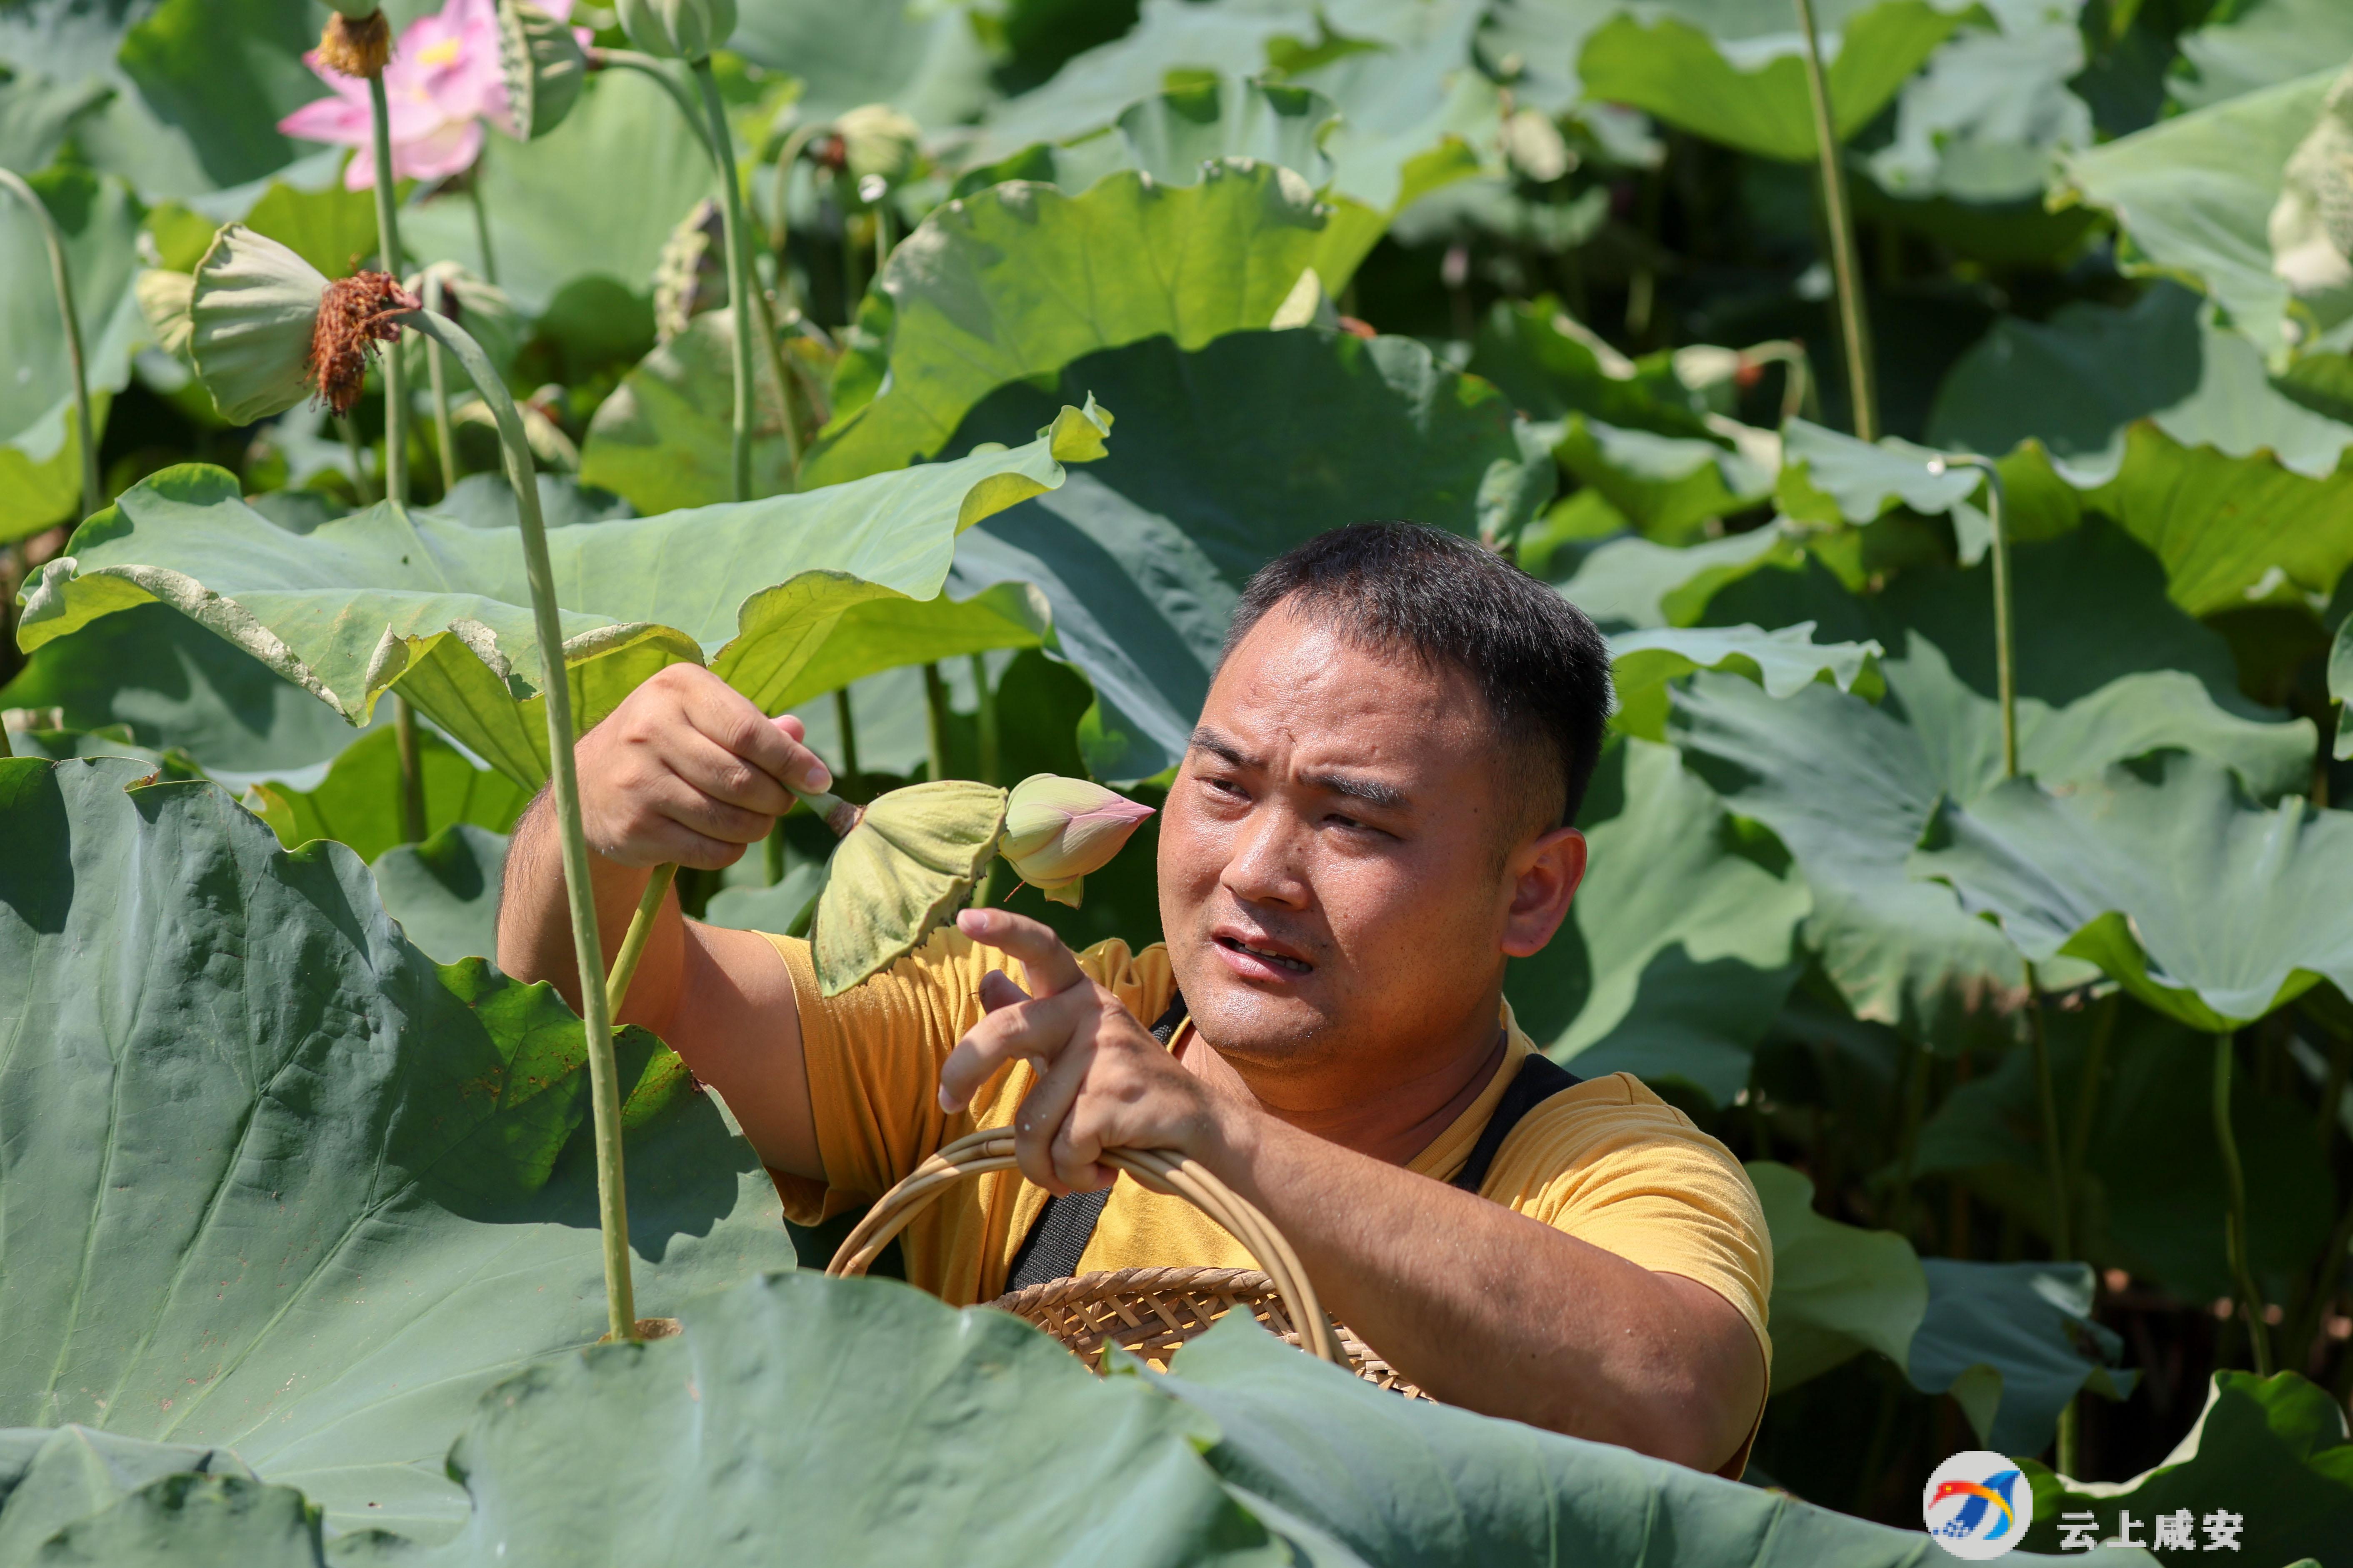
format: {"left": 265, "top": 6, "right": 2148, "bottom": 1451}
{"left": 1002, "top": 989, "right": 1189, "bottom": 1293}
{"left": 1448, "top": 1051, "right": 1582, "bottom": 1196}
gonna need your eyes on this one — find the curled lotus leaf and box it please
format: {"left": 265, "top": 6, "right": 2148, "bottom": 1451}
{"left": 497, "top": 0, "right": 588, "bottom": 140}
{"left": 812, "top": 780, "right": 1009, "bottom": 995}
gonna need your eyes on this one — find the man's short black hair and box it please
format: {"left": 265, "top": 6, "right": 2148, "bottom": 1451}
{"left": 1221, "top": 522, "right": 1613, "bottom": 831}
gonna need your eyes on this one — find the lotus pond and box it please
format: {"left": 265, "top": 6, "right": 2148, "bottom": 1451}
{"left": 1, "top": 0, "right": 2351, "bottom": 1563}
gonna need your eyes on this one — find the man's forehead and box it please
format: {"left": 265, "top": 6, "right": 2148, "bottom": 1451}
{"left": 1209, "top": 603, "right": 1478, "bottom": 718}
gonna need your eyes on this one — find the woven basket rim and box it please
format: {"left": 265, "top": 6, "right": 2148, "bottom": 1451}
{"left": 989, "top": 1265, "right": 1278, "bottom": 1316}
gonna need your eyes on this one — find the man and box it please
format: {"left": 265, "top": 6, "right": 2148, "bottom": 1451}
{"left": 499, "top": 523, "right": 1771, "bottom": 1476}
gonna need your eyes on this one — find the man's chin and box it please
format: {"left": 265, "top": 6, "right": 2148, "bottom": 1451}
{"left": 1179, "top": 963, "right": 1333, "bottom": 1060}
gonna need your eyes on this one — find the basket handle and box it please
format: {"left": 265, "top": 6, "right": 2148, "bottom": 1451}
{"left": 825, "top": 1128, "right": 1346, "bottom": 1364}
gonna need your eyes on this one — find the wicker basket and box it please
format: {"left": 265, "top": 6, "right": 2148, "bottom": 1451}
{"left": 826, "top": 1128, "right": 1422, "bottom": 1395}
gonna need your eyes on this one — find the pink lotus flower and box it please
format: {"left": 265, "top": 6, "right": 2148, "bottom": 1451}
{"left": 998, "top": 774, "right": 1155, "bottom": 907}
{"left": 279, "top": 0, "right": 578, "bottom": 190}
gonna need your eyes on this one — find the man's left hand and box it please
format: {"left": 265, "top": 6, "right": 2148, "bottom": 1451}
{"left": 937, "top": 908, "right": 1226, "bottom": 1194}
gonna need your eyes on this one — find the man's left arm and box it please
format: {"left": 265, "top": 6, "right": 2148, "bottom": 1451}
{"left": 939, "top": 909, "right": 1765, "bottom": 1474}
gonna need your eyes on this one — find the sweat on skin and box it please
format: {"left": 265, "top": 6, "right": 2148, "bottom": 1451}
{"left": 498, "top": 598, "right": 1772, "bottom": 1476}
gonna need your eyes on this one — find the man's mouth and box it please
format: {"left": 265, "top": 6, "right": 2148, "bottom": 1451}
{"left": 1213, "top": 933, "right": 1313, "bottom": 974}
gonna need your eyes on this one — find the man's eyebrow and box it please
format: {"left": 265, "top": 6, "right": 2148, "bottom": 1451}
{"left": 1188, "top": 726, "right": 1257, "bottom": 768}
{"left": 1299, "top": 769, "right": 1411, "bottom": 812}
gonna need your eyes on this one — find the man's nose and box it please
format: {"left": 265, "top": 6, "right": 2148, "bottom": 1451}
{"left": 1218, "top": 804, "right": 1310, "bottom": 909}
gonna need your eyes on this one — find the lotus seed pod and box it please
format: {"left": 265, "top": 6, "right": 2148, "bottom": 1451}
{"left": 135, "top": 269, "right": 196, "bottom": 362}
{"left": 999, "top": 773, "right": 1154, "bottom": 906}
{"left": 496, "top": 0, "right": 588, "bottom": 140}
{"left": 316, "top": 7, "right": 393, "bottom": 78}
{"left": 188, "top": 225, "right": 333, "bottom": 425}
{"left": 833, "top": 103, "right": 922, "bottom": 188}
{"left": 615, "top": 0, "right": 736, "bottom": 61}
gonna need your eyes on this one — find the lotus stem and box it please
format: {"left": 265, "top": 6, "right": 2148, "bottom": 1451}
{"left": 833, "top": 685, "right": 860, "bottom": 779}
{"left": 768, "top": 122, "right": 823, "bottom": 292}
{"left": 1791, "top": 0, "right": 1878, "bottom": 443}
{"left": 590, "top": 49, "right": 712, "bottom": 155}
{"left": 922, "top": 662, "right": 951, "bottom": 782}
{"left": 403, "top": 305, "right": 636, "bottom": 1341}
{"left": 2023, "top": 962, "right": 2077, "bottom": 1473}
{"left": 394, "top": 695, "right": 427, "bottom": 844}
{"left": 763, "top": 820, "right": 786, "bottom": 884}
{"left": 875, "top": 200, "right": 893, "bottom": 275}
{"left": 340, "top": 414, "right": 376, "bottom": 503}
{"left": 605, "top": 862, "right": 678, "bottom": 1019}
{"left": 688, "top": 57, "right": 755, "bottom": 504}
{"left": 0, "top": 170, "right": 99, "bottom": 522}
{"left": 1745, "top": 340, "right": 1813, "bottom": 424}
{"left": 969, "top": 652, "right": 1001, "bottom": 908}
{"left": 838, "top": 172, "right": 863, "bottom": 328}
{"left": 2213, "top": 1031, "right": 2273, "bottom": 1374}
{"left": 367, "top": 73, "right": 409, "bottom": 507}
{"left": 1928, "top": 454, "right": 2013, "bottom": 776}
{"left": 466, "top": 175, "right": 499, "bottom": 286}
{"left": 422, "top": 270, "right": 460, "bottom": 491}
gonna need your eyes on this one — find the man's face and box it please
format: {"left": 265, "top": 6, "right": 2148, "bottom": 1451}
{"left": 1157, "top": 603, "right": 1583, "bottom": 1079}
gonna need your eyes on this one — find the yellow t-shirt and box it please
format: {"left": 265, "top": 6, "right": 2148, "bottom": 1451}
{"left": 765, "top": 929, "right": 1771, "bottom": 1376}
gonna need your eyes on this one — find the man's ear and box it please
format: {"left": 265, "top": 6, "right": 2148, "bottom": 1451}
{"left": 1500, "top": 825, "right": 1586, "bottom": 959}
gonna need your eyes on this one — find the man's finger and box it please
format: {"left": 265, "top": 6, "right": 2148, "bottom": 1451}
{"left": 650, "top": 767, "right": 774, "bottom": 846}
{"left": 669, "top": 729, "right": 797, "bottom": 817}
{"left": 936, "top": 986, "right": 1092, "bottom": 1112}
{"left": 1010, "top": 1023, "right": 1097, "bottom": 1194}
{"left": 680, "top": 672, "right": 833, "bottom": 795}
{"left": 955, "top": 907, "right": 1086, "bottom": 998}
{"left": 977, "top": 969, "right": 1029, "bottom": 1014}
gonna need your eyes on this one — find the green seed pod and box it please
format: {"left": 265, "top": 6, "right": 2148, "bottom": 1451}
{"left": 188, "top": 225, "right": 330, "bottom": 425}
{"left": 615, "top": 0, "right": 736, "bottom": 61}
{"left": 833, "top": 102, "right": 922, "bottom": 189}
{"left": 496, "top": 0, "right": 587, "bottom": 140}
{"left": 135, "top": 269, "right": 196, "bottom": 363}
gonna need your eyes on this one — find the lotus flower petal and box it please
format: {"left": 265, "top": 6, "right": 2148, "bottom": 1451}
{"left": 999, "top": 773, "right": 1154, "bottom": 904}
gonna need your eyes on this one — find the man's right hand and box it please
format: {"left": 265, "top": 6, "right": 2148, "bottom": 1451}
{"left": 576, "top": 663, "right": 835, "bottom": 869}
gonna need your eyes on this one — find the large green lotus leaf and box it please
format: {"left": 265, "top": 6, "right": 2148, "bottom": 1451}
{"left": 0, "top": 66, "right": 113, "bottom": 175}
{"left": 7, "top": 1471, "right": 326, "bottom": 1568}
{"left": 1930, "top": 284, "right": 2353, "bottom": 615}
{"left": 954, "top": 75, "right": 1343, "bottom": 200}
{"left": 402, "top": 70, "right": 710, "bottom": 316}
{"left": 811, "top": 779, "right": 1007, "bottom": 995}
{"left": 2055, "top": 68, "right": 2335, "bottom": 367}
{"left": 940, "top": 328, "right": 1549, "bottom": 782}
{"left": 1607, "top": 621, "right": 1883, "bottom": 741}
{"left": 244, "top": 724, "right": 529, "bottom": 865}
{"left": 18, "top": 404, "right": 1110, "bottom": 788}
{"left": 729, "top": 0, "right": 996, "bottom": 126}
{"left": 0, "top": 167, "right": 145, "bottom": 543}
{"left": 1775, "top": 416, "right": 1982, "bottom": 528}
{"left": 1748, "top": 1160, "right": 1925, "bottom": 1392}
{"left": 1149, "top": 1310, "right": 2155, "bottom": 1568}
{"left": 2173, "top": 0, "right": 2353, "bottom": 113}
{"left": 1466, "top": 299, "right": 1723, "bottom": 439}
{"left": 372, "top": 824, "right": 508, "bottom": 965}
{"left": 577, "top": 310, "right": 798, "bottom": 514}
{"left": 2332, "top": 615, "right": 2352, "bottom": 759}
{"left": 388, "top": 1270, "right": 1273, "bottom": 1566}
{"left": 803, "top": 163, "right": 1372, "bottom": 486}
{"left": 1553, "top": 527, "right": 1804, "bottom": 630}
{"left": 1554, "top": 415, "right": 1775, "bottom": 542}
{"left": 1908, "top": 1259, "right": 2132, "bottom": 1457}
{"left": 0, "top": 758, "right": 800, "bottom": 1541}
{"left": 1863, "top": 1, "right": 2093, "bottom": 204}
{"left": 2019, "top": 1371, "right": 2353, "bottom": 1563}
{"left": 0, "top": 1426, "right": 264, "bottom": 1566}
{"left": 1505, "top": 739, "right": 1809, "bottom": 1103}
{"left": 1667, "top": 534, "right": 2314, "bottom": 1035}
{"left": 1911, "top": 750, "right": 2353, "bottom": 1031}
{"left": 1578, "top": 0, "right": 1970, "bottom": 164}
{"left": 0, "top": 602, "right": 375, "bottom": 777}
{"left": 0, "top": 0, "right": 323, "bottom": 202}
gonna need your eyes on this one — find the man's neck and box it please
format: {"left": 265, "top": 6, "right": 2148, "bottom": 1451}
{"left": 1178, "top": 994, "right": 1513, "bottom": 1168}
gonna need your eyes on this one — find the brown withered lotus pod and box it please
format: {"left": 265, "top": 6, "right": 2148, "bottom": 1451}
{"left": 308, "top": 270, "right": 421, "bottom": 417}
{"left": 317, "top": 7, "right": 394, "bottom": 80}
{"left": 188, "top": 225, "right": 418, "bottom": 425}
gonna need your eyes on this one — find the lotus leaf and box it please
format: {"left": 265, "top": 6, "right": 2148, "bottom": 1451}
{"left": 1775, "top": 416, "right": 1982, "bottom": 529}
{"left": 1467, "top": 299, "right": 1725, "bottom": 439}
{"left": 953, "top": 75, "right": 1342, "bottom": 200}
{"left": 803, "top": 163, "right": 1372, "bottom": 486}
{"left": 1577, "top": 0, "right": 1971, "bottom": 165}
{"left": 0, "top": 757, "right": 799, "bottom": 1541}
{"left": 2173, "top": 0, "right": 2353, "bottom": 112}
{"left": 245, "top": 724, "right": 528, "bottom": 864}
{"left": 1555, "top": 414, "right": 1775, "bottom": 542}
{"left": 17, "top": 402, "right": 1111, "bottom": 788}
{"left": 2056, "top": 67, "right": 2336, "bottom": 366}
{"left": 1553, "top": 527, "right": 1805, "bottom": 630}
{"left": 1607, "top": 621, "right": 1883, "bottom": 741}
{"left": 372, "top": 823, "right": 510, "bottom": 964}
{"left": 1864, "top": 1, "right": 2093, "bottom": 204}
{"left": 0, "top": 167, "right": 145, "bottom": 542}
{"left": 1507, "top": 738, "right": 1810, "bottom": 1101}
{"left": 2019, "top": 1371, "right": 2353, "bottom": 1564}
{"left": 728, "top": 0, "right": 996, "bottom": 126}
{"left": 578, "top": 310, "right": 798, "bottom": 513}
{"left": 938, "top": 328, "right": 1546, "bottom": 782}
{"left": 1750, "top": 1161, "right": 1925, "bottom": 1391}
{"left": 812, "top": 778, "right": 1008, "bottom": 994}
{"left": 0, "top": 1426, "right": 265, "bottom": 1566}
{"left": 1911, "top": 750, "right": 2353, "bottom": 1032}
{"left": 2332, "top": 614, "right": 2351, "bottom": 759}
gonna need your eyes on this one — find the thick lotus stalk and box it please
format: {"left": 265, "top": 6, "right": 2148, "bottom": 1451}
{"left": 1791, "top": 0, "right": 1878, "bottom": 443}
{"left": 401, "top": 305, "right": 638, "bottom": 1342}
{"left": 2212, "top": 1034, "right": 2274, "bottom": 1375}
{"left": 616, "top": 0, "right": 735, "bottom": 61}
{"left": 366, "top": 74, "right": 410, "bottom": 505}
{"left": 0, "top": 169, "right": 99, "bottom": 522}
{"left": 999, "top": 773, "right": 1155, "bottom": 907}
{"left": 420, "top": 267, "right": 460, "bottom": 487}
{"left": 688, "top": 58, "right": 756, "bottom": 502}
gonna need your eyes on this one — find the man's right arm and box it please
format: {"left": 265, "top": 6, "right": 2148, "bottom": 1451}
{"left": 495, "top": 663, "right": 831, "bottom": 1180}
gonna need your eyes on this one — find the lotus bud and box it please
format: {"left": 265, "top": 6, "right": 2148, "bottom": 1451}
{"left": 832, "top": 103, "right": 922, "bottom": 190}
{"left": 316, "top": 7, "right": 393, "bottom": 80}
{"left": 497, "top": 0, "right": 588, "bottom": 140}
{"left": 998, "top": 773, "right": 1154, "bottom": 907}
{"left": 189, "top": 224, "right": 418, "bottom": 424}
{"left": 615, "top": 0, "right": 736, "bottom": 61}
{"left": 1500, "top": 107, "right": 1572, "bottom": 183}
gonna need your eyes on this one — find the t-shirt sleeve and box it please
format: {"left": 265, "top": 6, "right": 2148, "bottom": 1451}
{"left": 1486, "top": 1072, "right": 1774, "bottom": 1366}
{"left": 760, "top": 927, "right": 1173, "bottom": 1226}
